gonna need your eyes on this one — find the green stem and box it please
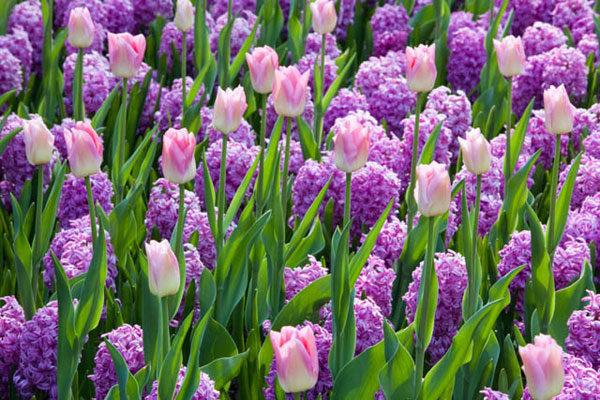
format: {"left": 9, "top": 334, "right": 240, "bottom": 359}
{"left": 117, "top": 78, "right": 128, "bottom": 201}
{"left": 314, "top": 34, "right": 326, "bottom": 150}
{"left": 156, "top": 296, "right": 164, "bottom": 375}
{"left": 85, "top": 175, "right": 97, "bottom": 243}
{"left": 343, "top": 172, "right": 351, "bottom": 229}
{"left": 406, "top": 93, "right": 423, "bottom": 234}
{"left": 181, "top": 31, "right": 187, "bottom": 122}
{"left": 31, "top": 165, "right": 44, "bottom": 304}
{"left": 466, "top": 175, "right": 482, "bottom": 320}
{"left": 504, "top": 77, "right": 513, "bottom": 195}
{"left": 281, "top": 118, "right": 292, "bottom": 219}
{"left": 547, "top": 135, "right": 562, "bottom": 258}
{"left": 175, "top": 184, "right": 185, "bottom": 256}
{"left": 73, "top": 48, "right": 84, "bottom": 121}
{"left": 294, "top": 392, "right": 302, "bottom": 400}
{"left": 256, "top": 94, "right": 267, "bottom": 212}
{"left": 216, "top": 133, "right": 228, "bottom": 256}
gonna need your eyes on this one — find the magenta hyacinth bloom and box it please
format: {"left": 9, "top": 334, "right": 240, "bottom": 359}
{"left": 522, "top": 22, "right": 567, "bottom": 57}
{"left": 155, "top": 77, "right": 204, "bottom": 131}
{"left": 8, "top": 0, "right": 43, "bottom": 70}
{"left": 558, "top": 155, "right": 600, "bottom": 210}
{"left": 355, "top": 255, "right": 396, "bottom": 316}
{"left": 57, "top": 172, "right": 114, "bottom": 227}
{"left": 146, "top": 367, "right": 219, "bottom": 400}
{"left": 370, "top": 4, "right": 411, "bottom": 56}
{"left": 284, "top": 256, "right": 328, "bottom": 302}
{"left": 323, "top": 88, "right": 369, "bottom": 133}
{"left": 566, "top": 291, "right": 600, "bottom": 369}
{"left": 0, "top": 28, "right": 33, "bottom": 80}
{"left": 159, "top": 22, "right": 196, "bottom": 72}
{"left": 304, "top": 32, "right": 341, "bottom": 59}
{"left": 447, "top": 26, "right": 487, "bottom": 97}
{"left": 0, "top": 296, "right": 25, "bottom": 399}
{"left": 355, "top": 51, "right": 406, "bottom": 98}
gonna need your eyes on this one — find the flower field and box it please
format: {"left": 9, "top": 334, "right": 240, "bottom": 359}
{"left": 0, "top": 0, "right": 599, "bottom": 399}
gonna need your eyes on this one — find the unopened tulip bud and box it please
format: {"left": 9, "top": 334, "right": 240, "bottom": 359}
{"left": 162, "top": 127, "right": 196, "bottom": 184}
{"left": 414, "top": 161, "right": 451, "bottom": 217}
{"left": 493, "top": 35, "right": 526, "bottom": 78}
{"left": 108, "top": 32, "right": 146, "bottom": 79}
{"left": 405, "top": 44, "right": 437, "bottom": 92}
{"left": 174, "top": 0, "right": 194, "bottom": 32}
{"left": 67, "top": 7, "right": 95, "bottom": 49}
{"left": 270, "top": 326, "right": 319, "bottom": 393}
{"left": 458, "top": 128, "right": 491, "bottom": 175}
{"left": 145, "top": 239, "right": 180, "bottom": 297}
{"left": 23, "top": 118, "right": 54, "bottom": 166}
{"left": 246, "top": 46, "right": 279, "bottom": 94}
{"left": 333, "top": 115, "right": 370, "bottom": 173}
{"left": 543, "top": 85, "right": 575, "bottom": 135}
{"left": 213, "top": 86, "right": 247, "bottom": 134}
{"left": 65, "top": 121, "right": 103, "bottom": 177}
{"left": 310, "top": 0, "right": 337, "bottom": 35}
{"left": 519, "top": 334, "right": 565, "bottom": 400}
{"left": 272, "top": 66, "right": 309, "bottom": 117}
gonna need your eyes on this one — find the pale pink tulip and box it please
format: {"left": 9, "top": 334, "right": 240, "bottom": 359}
{"left": 458, "top": 128, "right": 491, "bottom": 175}
{"left": 519, "top": 335, "right": 565, "bottom": 400}
{"left": 65, "top": 121, "right": 103, "bottom": 177}
{"left": 145, "top": 239, "right": 180, "bottom": 297}
{"left": 107, "top": 32, "right": 146, "bottom": 78}
{"left": 213, "top": 86, "right": 248, "bottom": 134}
{"left": 67, "top": 7, "right": 95, "bottom": 49}
{"left": 23, "top": 118, "right": 54, "bottom": 166}
{"left": 414, "top": 161, "right": 451, "bottom": 217}
{"left": 405, "top": 44, "right": 437, "bottom": 92}
{"left": 272, "top": 66, "right": 309, "bottom": 117}
{"left": 333, "top": 115, "right": 370, "bottom": 173}
{"left": 162, "top": 127, "right": 196, "bottom": 184}
{"left": 543, "top": 85, "right": 575, "bottom": 135}
{"left": 246, "top": 46, "right": 279, "bottom": 94}
{"left": 310, "top": 0, "right": 337, "bottom": 35}
{"left": 493, "top": 35, "right": 526, "bottom": 78}
{"left": 270, "top": 326, "right": 319, "bottom": 393}
{"left": 174, "top": 0, "right": 194, "bottom": 32}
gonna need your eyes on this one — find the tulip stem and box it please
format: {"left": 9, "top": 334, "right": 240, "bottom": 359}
{"left": 406, "top": 92, "right": 424, "bottom": 234}
{"left": 85, "top": 175, "right": 97, "bottom": 243}
{"left": 466, "top": 174, "right": 482, "bottom": 320}
{"left": 216, "top": 133, "right": 228, "bottom": 256}
{"left": 31, "top": 165, "right": 44, "bottom": 307}
{"left": 256, "top": 94, "right": 267, "bottom": 213}
{"left": 343, "top": 172, "right": 351, "bottom": 229}
{"left": 281, "top": 118, "right": 292, "bottom": 218}
{"left": 181, "top": 31, "right": 187, "bottom": 122}
{"left": 175, "top": 184, "right": 185, "bottom": 257}
{"left": 156, "top": 296, "right": 164, "bottom": 375}
{"left": 293, "top": 392, "right": 302, "bottom": 400}
{"left": 117, "top": 78, "right": 128, "bottom": 202}
{"left": 504, "top": 77, "right": 513, "bottom": 195}
{"left": 73, "top": 48, "right": 85, "bottom": 121}
{"left": 547, "top": 136, "right": 562, "bottom": 258}
{"left": 314, "top": 34, "right": 326, "bottom": 152}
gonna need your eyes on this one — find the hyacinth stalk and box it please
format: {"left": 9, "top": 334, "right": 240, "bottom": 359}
{"left": 256, "top": 94, "right": 267, "bottom": 212}
{"left": 406, "top": 93, "right": 425, "bottom": 234}
{"left": 181, "top": 31, "right": 187, "bottom": 119}
{"left": 73, "top": 48, "right": 85, "bottom": 121}
{"left": 216, "top": 133, "right": 228, "bottom": 255}
{"left": 503, "top": 77, "right": 513, "bottom": 194}
{"left": 314, "top": 34, "right": 327, "bottom": 149}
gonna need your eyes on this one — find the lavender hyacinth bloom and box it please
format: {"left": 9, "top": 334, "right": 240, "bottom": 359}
{"left": 369, "top": 133, "right": 409, "bottom": 181}
{"left": 292, "top": 158, "right": 343, "bottom": 223}
{"left": 564, "top": 198, "right": 600, "bottom": 250}
{"left": 103, "top": 0, "right": 136, "bottom": 34}
{"left": 159, "top": 22, "right": 196, "bottom": 72}
{"left": 355, "top": 51, "right": 406, "bottom": 98}
{"left": 284, "top": 256, "right": 328, "bottom": 302}
{"left": 146, "top": 367, "right": 219, "bottom": 400}
{"left": 57, "top": 172, "right": 114, "bottom": 227}
{"left": 155, "top": 77, "right": 204, "bottom": 131}
{"left": 559, "top": 155, "right": 600, "bottom": 209}
{"left": 304, "top": 32, "right": 341, "bottom": 58}
{"left": 361, "top": 216, "right": 407, "bottom": 268}
{"left": 447, "top": 26, "right": 487, "bottom": 97}
{"left": 583, "top": 131, "right": 600, "bottom": 159}
{"left": 480, "top": 388, "right": 510, "bottom": 400}
{"left": 297, "top": 53, "right": 338, "bottom": 94}
{"left": 355, "top": 255, "right": 396, "bottom": 316}
{"left": 0, "top": 296, "right": 25, "bottom": 399}
{"left": 323, "top": 88, "right": 369, "bottom": 133}
{"left": 199, "top": 107, "right": 256, "bottom": 147}
{"left": 0, "top": 48, "right": 23, "bottom": 95}
{"left": 522, "top": 22, "right": 567, "bottom": 56}
{"left": 132, "top": 0, "right": 173, "bottom": 29}
{"left": 0, "top": 28, "right": 33, "bottom": 80}
{"left": 367, "top": 77, "right": 416, "bottom": 134}
{"left": 510, "top": 0, "right": 557, "bottom": 35}
{"left": 209, "top": 0, "right": 256, "bottom": 16}
{"left": 8, "top": 0, "right": 43, "bottom": 70}
{"left": 370, "top": 4, "right": 411, "bottom": 56}
{"left": 551, "top": 0, "right": 595, "bottom": 44}
{"left": 577, "top": 33, "right": 599, "bottom": 63}
{"left": 210, "top": 11, "right": 259, "bottom": 58}
{"left": 566, "top": 291, "right": 600, "bottom": 369}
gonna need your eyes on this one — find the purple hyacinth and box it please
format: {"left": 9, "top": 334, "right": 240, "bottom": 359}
{"left": 159, "top": 22, "right": 196, "bottom": 72}
{"left": 199, "top": 106, "right": 256, "bottom": 147}
{"left": 146, "top": 367, "right": 219, "bottom": 400}
{"left": 184, "top": 208, "right": 224, "bottom": 269}
{"left": 103, "top": 0, "right": 135, "bottom": 34}
{"left": 334, "top": 0, "right": 356, "bottom": 41}
{"left": 551, "top": 0, "right": 595, "bottom": 44}
{"left": 564, "top": 204, "right": 600, "bottom": 251}
{"left": 292, "top": 158, "right": 343, "bottom": 223}
{"left": 367, "top": 77, "right": 416, "bottom": 134}
{"left": 577, "top": 33, "right": 599, "bottom": 63}
{"left": 304, "top": 32, "right": 341, "bottom": 58}
{"left": 132, "top": 0, "right": 173, "bottom": 29}
{"left": 184, "top": 243, "right": 206, "bottom": 287}
{"left": 208, "top": 0, "right": 256, "bottom": 17}
{"left": 43, "top": 216, "right": 119, "bottom": 290}
{"left": 210, "top": 11, "right": 259, "bottom": 58}
{"left": 0, "top": 48, "right": 23, "bottom": 95}
{"left": 355, "top": 51, "right": 406, "bottom": 98}
{"left": 448, "top": 11, "right": 487, "bottom": 37}
{"left": 0, "top": 296, "right": 25, "bottom": 399}
{"left": 139, "top": 81, "right": 166, "bottom": 133}
{"left": 447, "top": 26, "right": 487, "bottom": 97}
{"left": 481, "top": 388, "right": 510, "bottom": 400}
{"left": 0, "top": 28, "right": 33, "bottom": 80}
{"left": 510, "top": 0, "right": 556, "bottom": 35}
{"left": 355, "top": 255, "right": 395, "bottom": 316}
{"left": 90, "top": 324, "right": 145, "bottom": 400}
{"left": 371, "top": 4, "right": 411, "bottom": 56}
{"left": 50, "top": 118, "right": 78, "bottom": 159}
{"left": 8, "top": 0, "right": 42, "bottom": 70}
{"left": 297, "top": 53, "right": 338, "bottom": 95}
{"left": 368, "top": 132, "right": 409, "bottom": 179}
{"left": 323, "top": 88, "right": 369, "bottom": 133}
{"left": 522, "top": 22, "right": 567, "bottom": 57}
{"left": 155, "top": 77, "right": 204, "bottom": 131}
{"left": 57, "top": 172, "right": 114, "bottom": 227}
{"left": 13, "top": 301, "right": 58, "bottom": 399}
{"left": 403, "top": 251, "right": 468, "bottom": 363}
{"left": 566, "top": 291, "right": 600, "bottom": 369}
{"left": 558, "top": 154, "right": 600, "bottom": 210}
{"left": 284, "top": 256, "right": 328, "bottom": 302}
{"left": 361, "top": 215, "right": 407, "bottom": 268}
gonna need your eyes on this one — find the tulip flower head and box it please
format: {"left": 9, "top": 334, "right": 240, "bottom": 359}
{"left": 246, "top": 46, "right": 279, "bottom": 94}
{"left": 493, "top": 35, "right": 526, "bottom": 78}
{"left": 310, "top": 0, "right": 337, "bottom": 35}
{"left": 333, "top": 115, "right": 370, "bottom": 173}
{"left": 145, "top": 239, "right": 180, "bottom": 298}
{"left": 213, "top": 86, "right": 248, "bottom": 134}
{"left": 65, "top": 121, "right": 103, "bottom": 178}
{"left": 174, "top": 0, "right": 194, "bottom": 32}
{"left": 519, "top": 334, "right": 565, "bottom": 400}
{"left": 458, "top": 128, "right": 491, "bottom": 175}
{"left": 272, "top": 66, "right": 310, "bottom": 117}
{"left": 543, "top": 85, "right": 575, "bottom": 135}
{"left": 23, "top": 118, "right": 55, "bottom": 166}
{"left": 162, "top": 127, "right": 196, "bottom": 184}
{"left": 67, "top": 7, "right": 95, "bottom": 49}
{"left": 107, "top": 32, "right": 146, "bottom": 79}
{"left": 270, "top": 326, "right": 319, "bottom": 393}
{"left": 405, "top": 44, "right": 437, "bottom": 92}
{"left": 414, "top": 161, "right": 451, "bottom": 217}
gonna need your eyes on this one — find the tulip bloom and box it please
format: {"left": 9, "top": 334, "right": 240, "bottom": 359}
{"left": 405, "top": 44, "right": 437, "bottom": 93}
{"left": 272, "top": 66, "right": 310, "bottom": 117}
{"left": 162, "top": 128, "right": 196, "bottom": 184}
{"left": 107, "top": 32, "right": 146, "bottom": 79}
{"left": 213, "top": 86, "right": 248, "bottom": 134}
{"left": 246, "top": 46, "right": 279, "bottom": 94}
{"left": 310, "top": 0, "right": 337, "bottom": 35}
{"left": 23, "top": 118, "right": 54, "bottom": 166}
{"left": 333, "top": 115, "right": 370, "bottom": 173}
{"left": 493, "top": 35, "right": 526, "bottom": 78}
{"left": 519, "top": 335, "right": 565, "bottom": 400}
{"left": 174, "top": 0, "right": 194, "bottom": 32}
{"left": 67, "top": 7, "right": 95, "bottom": 49}
{"left": 458, "top": 128, "right": 491, "bottom": 175}
{"left": 270, "top": 326, "right": 319, "bottom": 393}
{"left": 65, "top": 122, "right": 103, "bottom": 177}
{"left": 543, "top": 85, "right": 575, "bottom": 135}
{"left": 414, "top": 161, "right": 451, "bottom": 217}
{"left": 145, "top": 239, "right": 180, "bottom": 297}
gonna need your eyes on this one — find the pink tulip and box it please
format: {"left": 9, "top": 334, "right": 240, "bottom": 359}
{"left": 107, "top": 32, "right": 146, "bottom": 79}
{"left": 519, "top": 335, "right": 565, "bottom": 400}
{"left": 272, "top": 66, "right": 309, "bottom": 117}
{"left": 270, "top": 326, "right": 319, "bottom": 393}
{"left": 414, "top": 161, "right": 451, "bottom": 217}
{"left": 493, "top": 35, "right": 526, "bottom": 78}
{"left": 213, "top": 86, "right": 248, "bottom": 134}
{"left": 174, "top": 0, "right": 194, "bottom": 32}
{"left": 246, "top": 46, "right": 279, "bottom": 94}
{"left": 310, "top": 0, "right": 337, "bottom": 35}
{"left": 65, "top": 121, "right": 103, "bottom": 177}
{"left": 145, "top": 239, "right": 180, "bottom": 297}
{"left": 333, "top": 115, "right": 370, "bottom": 173}
{"left": 458, "top": 128, "right": 491, "bottom": 175}
{"left": 162, "top": 127, "right": 196, "bottom": 184}
{"left": 67, "top": 7, "right": 95, "bottom": 49}
{"left": 543, "top": 85, "right": 575, "bottom": 135}
{"left": 405, "top": 44, "right": 437, "bottom": 92}
{"left": 23, "top": 118, "right": 54, "bottom": 166}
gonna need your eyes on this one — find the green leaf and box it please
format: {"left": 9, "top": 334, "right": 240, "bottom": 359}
{"left": 0, "top": 127, "right": 21, "bottom": 157}
{"left": 322, "top": 53, "right": 356, "bottom": 110}
{"left": 296, "top": 116, "right": 318, "bottom": 160}
{"left": 176, "top": 308, "right": 212, "bottom": 400}
{"left": 159, "top": 313, "right": 193, "bottom": 400}
{"left": 200, "top": 318, "right": 238, "bottom": 366}
{"left": 92, "top": 86, "right": 119, "bottom": 129}
{"left": 224, "top": 155, "right": 259, "bottom": 228}
{"left": 201, "top": 151, "right": 217, "bottom": 236}
{"left": 201, "top": 350, "right": 249, "bottom": 390}
{"left": 378, "top": 322, "right": 415, "bottom": 399}
{"left": 228, "top": 15, "right": 261, "bottom": 80}
{"left": 105, "top": 340, "right": 141, "bottom": 399}
{"left": 417, "top": 123, "right": 442, "bottom": 165}
{"left": 550, "top": 153, "right": 582, "bottom": 251}
{"left": 508, "top": 100, "right": 534, "bottom": 174}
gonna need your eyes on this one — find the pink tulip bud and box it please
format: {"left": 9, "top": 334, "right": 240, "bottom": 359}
{"left": 270, "top": 326, "right": 319, "bottom": 393}
{"left": 67, "top": 7, "right": 95, "bottom": 49}
{"left": 405, "top": 44, "right": 437, "bottom": 92}
{"left": 23, "top": 118, "right": 54, "bottom": 166}
{"left": 458, "top": 128, "right": 491, "bottom": 175}
{"left": 213, "top": 86, "right": 248, "bottom": 134}
{"left": 145, "top": 239, "right": 180, "bottom": 298}
{"left": 493, "top": 35, "right": 526, "bottom": 78}
{"left": 333, "top": 115, "right": 370, "bottom": 173}
{"left": 64, "top": 121, "right": 103, "bottom": 178}
{"left": 310, "top": 0, "right": 337, "bottom": 35}
{"left": 246, "top": 46, "right": 279, "bottom": 94}
{"left": 519, "top": 334, "right": 565, "bottom": 400}
{"left": 174, "top": 0, "right": 194, "bottom": 32}
{"left": 272, "top": 66, "right": 310, "bottom": 117}
{"left": 108, "top": 32, "right": 146, "bottom": 79}
{"left": 414, "top": 161, "right": 451, "bottom": 217}
{"left": 543, "top": 85, "right": 575, "bottom": 135}
{"left": 162, "top": 127, "right": 196, "bottom": 184}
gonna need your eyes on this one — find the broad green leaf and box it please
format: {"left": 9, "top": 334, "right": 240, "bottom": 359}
{"left": 105, "top": 340, "right": 141, "bottom": 400}
{"left": 159, "top": 313, "right": 193, "bottom": 400}
{"left": 549, "top": 153, "right": 581, "bottom": 252}
{"left": 379, "top": 322, "right": 415, "bottom": 399}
